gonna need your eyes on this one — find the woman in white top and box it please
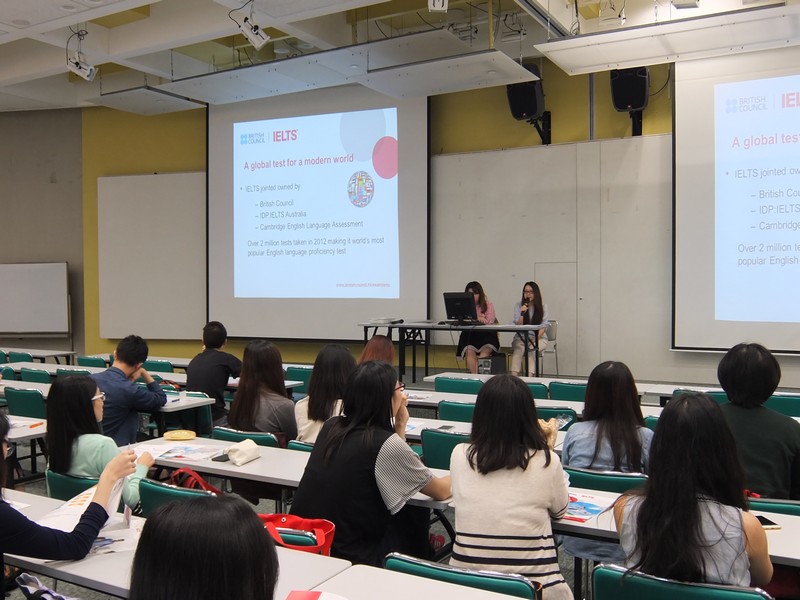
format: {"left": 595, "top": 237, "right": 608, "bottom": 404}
{"left": 295, "top": 344, "right": 356, "bottom": 443}
{"left": 510, "top": 281, "right": 549, "bottom": 376}
{"left": 450, "top": 374, "right": 571, "bottom": 599}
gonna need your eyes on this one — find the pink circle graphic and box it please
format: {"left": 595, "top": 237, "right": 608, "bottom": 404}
{"left": 372, "top": 136, "right": 398, "bottom": 179}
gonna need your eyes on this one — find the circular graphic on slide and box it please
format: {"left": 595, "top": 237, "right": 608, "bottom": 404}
{"left": 340, "top": 111, "right": 387, "bottom": 161}
{"left": 372, "top": 136, "right": 398, "bottom": 179}
{"left": 348, "top": 171, "right": 374, "bottom": 207}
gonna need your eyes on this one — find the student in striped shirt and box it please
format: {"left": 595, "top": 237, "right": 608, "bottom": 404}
{"left": 450, "top": 374, "right": 572, "bottom": 599}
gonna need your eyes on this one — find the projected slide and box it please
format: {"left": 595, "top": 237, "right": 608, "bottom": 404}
{"left": 232, "top": 108, "right": 399, "bottom": 299}
{"left": 715, "top": 74, "right": 800, "bottom": 322}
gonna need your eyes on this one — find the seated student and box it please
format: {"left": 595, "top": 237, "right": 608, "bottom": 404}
{"left": 561, "top": 361, "right": 653, "bottom": 564}
{"left": 0, "top": 411, "right": 136, "bottom": 589}
{"left": 717, "top": 342, "right": 800, "bottom": 499}
{"left": 129, "top": 495, "right": 278, "bottom": 600}
{"left": 46, "top": 375, "right": 154, "bottom": 510}
{"left": 449, "top": 374, "right": 571, "bottom": 599}
{"left": 228, "top": 339, "right": 297, "bottom": 445}
{"left": 358, "top": 334, "right": 395, "bottom": 364}
{"left": 186, "top": 321, "right": 242, "bottom": 427}
{"left": 295, "top": 344, "right": 356, "bottom": 443}
{"left": 291, "top": 360, "right": 451, "bottom": 566}
{"left": 92, "top": 334, "right": 167, "bottom": 446}
{"left": 613, "top": 393, "right": 772, "bottom": 588}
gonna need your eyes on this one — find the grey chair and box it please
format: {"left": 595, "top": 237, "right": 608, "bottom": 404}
{"left": 541, "top": 320, "right": 559, "bottom": 376}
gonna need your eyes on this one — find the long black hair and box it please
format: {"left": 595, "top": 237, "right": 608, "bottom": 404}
{"left": 467, "top": 374, "right": 551, "bottom": 474}
{"left": 582, "top": 361, "right": 645, "bottom": 472}
{"left": 130, "top": 495, "right": 278, "bottom": 600}
{"left": 627, "top": 392, "right": 747, "bottom": 582}
{"left": 321, "top": 360, "right": 396, "bottom": 464}
{"left": 0, "top": 412, "right": 10, "bottom": 494}
{"left": 520, "top": 281, "right": 545, "bottom": 326}
{"left": 228, "top": 340, "right": 288, "bottom": 431}
{"left": 465, "top": 281, "right": 489, "bottom": 313}
{"left": 307, "top": 344, "right": 356, "bottom": 422}
{"left": 46, "top": 375, "right": 102, "bottom": 473}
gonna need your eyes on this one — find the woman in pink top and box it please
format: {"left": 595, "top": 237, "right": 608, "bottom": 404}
{"left": 456, "top": 281, "right": 500, "bottom": 373}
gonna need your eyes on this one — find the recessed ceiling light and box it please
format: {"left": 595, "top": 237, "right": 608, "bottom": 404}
{"left": 12, "top": 19, "right": 31, "bottom": 27}
{"left": 62, "top": 4, "right": 78, "bottom": 11}
{"left": 297, "top": 42, "right": 314, "bottom": 50}
{"left": 349, "top": 64, "right": 360, "bottom": 69}
{"left": 274, "top": 47, "right": 290, "bottom": 54}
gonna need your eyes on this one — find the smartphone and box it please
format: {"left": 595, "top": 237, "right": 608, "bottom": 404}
{"left": 438, "top": 425, "right": 455, "bottom": 431}
{"left": 211, "top": 453, "right": 230, "bottom": 462}
{"left": 756, "top": 515, "right": 781, "bottom": 530}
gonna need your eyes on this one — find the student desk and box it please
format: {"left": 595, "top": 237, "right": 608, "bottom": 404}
{"left": 7, "top": 415, "right": 47, "bottom": 443}
{"left": 359, "top": 322, "right": 547, "bottom": 382}
{"left": 405, "top": 388, "right": 663, "bottom": 419}
{"left": 0, "top": 347, "right": 75, "bottom": 364}
{"left": 3, "top": 361, "right": 302, "bottom": 390}
{"left": 314, "top": 564, "right": 519, "bottom": 600}
{"left": 3, "top": 489, "right": 351, "bottom": 599}
{"left": 142, "top": 437, "right": 451, "bottom": 511}
{"left": 404, "top": 416, "right": 568, "bottom": 450}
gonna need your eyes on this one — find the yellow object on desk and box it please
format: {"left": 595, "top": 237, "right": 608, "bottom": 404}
{"left": 164, "top": 430, "right": 196, "bottom": 441}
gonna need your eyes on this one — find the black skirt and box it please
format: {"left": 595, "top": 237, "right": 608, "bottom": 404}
{"left": 456, "top": 328, "right": 500, "bottom": 357}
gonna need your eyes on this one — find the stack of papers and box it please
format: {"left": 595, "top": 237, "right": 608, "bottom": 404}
{"left": 564, "top": 492, "right": 615, "bottom": 523}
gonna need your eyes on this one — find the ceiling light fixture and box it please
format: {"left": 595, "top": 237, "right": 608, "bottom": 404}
{"left": 228, "top": 0, "right": 270, "bottom": 51}
{"left": 65, "top": 27, "right": 96, "bottom": 82}
{"left": 429, "top": 0, "right": 449, "bottom": 12}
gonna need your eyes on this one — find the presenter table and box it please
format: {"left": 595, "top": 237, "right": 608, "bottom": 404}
{"left": 359, "top": 321, "right": 547, "bottom": 382}
{"left": 0, "top": 347, "right": 75, "bottom": 364}
{"left": 3, "top": 489, "right": 351, "bottom": 599}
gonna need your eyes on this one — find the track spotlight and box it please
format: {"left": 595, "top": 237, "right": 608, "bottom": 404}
{"left": 67, "top": 50, "right": 96, "bottom": 81}
{"left": 428, "top": 0, "right": 448, "bottom": 12}
{"left": 240, "top": 16, "right": 270, "bottom": 50}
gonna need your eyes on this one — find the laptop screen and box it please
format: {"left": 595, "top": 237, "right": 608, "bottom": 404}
{"left": 443, "top": 292, "right": 478, "bottom": 322}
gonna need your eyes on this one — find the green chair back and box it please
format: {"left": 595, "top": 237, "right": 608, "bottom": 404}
{"left": 8, "top": 351, "right": 33, "bottom": 363}
{"left": 20, "top": 367, "right": 51, "bottom": 384}
{"left": 384, "top": 552, "right": 540, "bottom": 599}
{"left": 673, "top": 389, "right": 728, "bottom": 404}
{"left": 77, "top": 356, "right": 107, "bottom": 368}
{"left": 548, "top": 381, "right": 587, "bottom": 401}
{"left": 285, "top": 367, "right": 312, "bottom": 395}
{"left": 748, "top": 498, "right": 800, "bottom": 516}
{"left": 46, "top": 470, "right": 99, "bottom": 501}
{"left": 536, "top": 407, "right": 578, "bottom": 430}
{"left": 564, "top": 466, "right": 647, "bottom": 494}
{"left": 277, "top": 528, "right": 317, "bottom": 547}
{"left": 212, "top": 426, "right": 279, "bottom": 447}
{"left": 434, "top": 377, "right": 483, "bottom": 394}
{"left": 420, "top": 429, "right": 470, "bottom": 470}
{"left": 644, "top": 416, "right": 659, "bottom": 431}
{"left": 764, "top": 394, "right": 800, "bottom": 417}
{"left": 1, "top": 366, "right": 16, "bottom": 380}
{"left": 0, "top": 352, "right": 6, "bottom": 364}
{"left": 593, "top": 563, "right": 772, "bottom": 600}
{"left": 57, "top": 368, "right": 91, "bottom": 378}
{"left": 139, "top": 479, "right": 215, "bottom": 518}
{"left": 527, "top": 383, "right": 549, "bottom": 399}
{"left": 143, "top": 359, "right": 174, "bottom": 373}
{"left": 437, "top": 400, "right": 475, "bottom": 423}
{"left": 287, "top": 440, "right": 314, "bottom": 452}
{"left": 5, "top": 387, "right": 47, "bottom": 419}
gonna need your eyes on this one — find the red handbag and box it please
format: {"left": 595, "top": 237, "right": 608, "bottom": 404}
{"left": 259, "top": 514, "right": 335, "bottom": 555}
{"left": 168, "top": 467, "right": 223, "bottom": 495}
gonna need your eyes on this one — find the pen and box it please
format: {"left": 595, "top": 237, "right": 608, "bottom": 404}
{"left": 29, "top": 422, "right": 44, "bottom": 428}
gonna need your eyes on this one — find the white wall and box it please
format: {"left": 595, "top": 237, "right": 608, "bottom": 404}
{"left": 431, "top": 134, "right": 800, "bottom": 386}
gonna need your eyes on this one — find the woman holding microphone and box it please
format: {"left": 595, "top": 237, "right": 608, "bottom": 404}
{"left": 510, "top": 281, "right": 549, "bottom": 376}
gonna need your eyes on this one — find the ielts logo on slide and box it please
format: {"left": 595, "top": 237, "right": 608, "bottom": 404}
{"left": 273, "top": 129, "right": 297, "bottom": 142}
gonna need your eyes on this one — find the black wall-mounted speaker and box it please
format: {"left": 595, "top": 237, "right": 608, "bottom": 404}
{"left": 507, "top": 64, "right": 545, "bottom": 121}
{"left": 610, "top": 67, "right": 650, "bottom": 112}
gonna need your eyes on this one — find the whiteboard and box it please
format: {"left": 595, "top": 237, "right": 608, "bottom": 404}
{"left": 0, "top": 262, "right": 70, "bottom": 334}
{"left": 98, "top": 173, "right": 206, "bottom": 340}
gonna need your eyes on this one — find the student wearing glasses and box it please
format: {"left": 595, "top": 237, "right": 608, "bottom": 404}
{"left": 0, "top": 411, "right": 136, "bottom": 590}
{"left": 46, "top": 375, "right": 154, "bottom": 510}
{"left": 291, "top": 360, "right": 451, "bottom": 565}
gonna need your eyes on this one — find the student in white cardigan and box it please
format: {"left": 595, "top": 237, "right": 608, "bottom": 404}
{"left": 449, "top": 374, "right": 572, "bottom": 599}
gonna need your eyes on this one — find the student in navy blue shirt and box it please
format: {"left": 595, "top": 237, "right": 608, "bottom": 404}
{"left": 92, "top": 335, "right": 167, "bottom": 445}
